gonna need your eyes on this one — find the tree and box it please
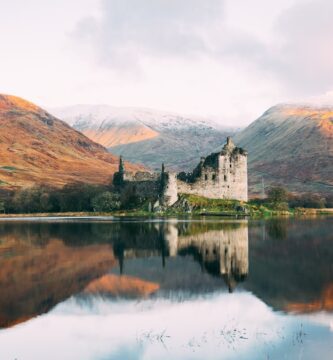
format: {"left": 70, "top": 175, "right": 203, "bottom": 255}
{"left": 92, "top": 192, "right": 121, "bottom": 212}
{"left": 326, "top": 195, "right": 333, "bottom": 208}
{"left": 113, "top": 156, "right": 125, "bottom": 187}
{"left": 57, "top": 183, "right": 106, "bottom": 212}
{"left": 120, "top": 186, "right": 141, "bottom": 209}
{"left": 267, "top": 186, "right": 289, "bottom": 204}
{"left": 12, "top": 187, "right": 40, "bottom": 213}
{"left": 299, "top": 194, "right": 325, "bottom": 209}
{"left": 289, "top": 193, "right": 326, "bottom": 209}
{"left": 0, "top": 200, "right": 4, "bottom": 213}
{"left": 11, "top": 186, "right": 54, "bottom": 213}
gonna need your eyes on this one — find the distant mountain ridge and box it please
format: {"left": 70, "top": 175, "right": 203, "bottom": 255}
{"left": 234, "top": 103, "right": 333, "bottom": 196}
{"left": 0, "top": 95, "right": 142, "bottom": 189}
{"left": 52, "top": 105, "right": 161, "bottom": 147}
{"left": 52, "top": 105, "right": 236, "bottom": 171}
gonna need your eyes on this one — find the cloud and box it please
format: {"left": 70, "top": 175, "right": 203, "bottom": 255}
{"left": 69, "top": 0, "right": 333, "bottom": 123}
{"left": 217, "top": 0, "right": 333, "bottom": 97}
{"left": 271, "top": 0, "right": 333, "bottom": 94}
{"left": 73, "top": 0, "right": 225, "bottom": 69}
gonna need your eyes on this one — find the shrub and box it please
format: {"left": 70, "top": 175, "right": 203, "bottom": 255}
{"left": 267, "top": 201, "right": 289, "bottom": 211}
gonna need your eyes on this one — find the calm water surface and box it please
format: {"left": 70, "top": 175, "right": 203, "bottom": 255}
{"left": 0, "top": 217, "right": 332, "bottom": 359}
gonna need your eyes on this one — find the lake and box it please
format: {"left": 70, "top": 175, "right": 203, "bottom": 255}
{"left": 0, "top": 217, "right": 332, "bottom": 359}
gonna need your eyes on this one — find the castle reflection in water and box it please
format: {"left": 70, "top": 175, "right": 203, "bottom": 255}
{"left": 0, "top": 219, "right": 250, "bottom": 329}
{"left": 114, "top": 220, "right": 249, "bottom": 292}
{"left": 1, "top": 217, "right": 332, "bottom": 331}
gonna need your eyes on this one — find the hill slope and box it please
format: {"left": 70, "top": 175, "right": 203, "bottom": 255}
{"left": 234, "top": 104, "right": 333, "bottom": 196}
{"left": 0, "top": 95, "right": 141, "bottom": 189}
{"left": 52, "top": 105, "right": 236, "bottom": 171}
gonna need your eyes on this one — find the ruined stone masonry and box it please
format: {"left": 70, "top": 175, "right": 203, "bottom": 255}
{"left": 113, "top": 137, "right": 248, "bottom": 206}
{"left": 116, "top": 221, "right": 249, "bottom": 292}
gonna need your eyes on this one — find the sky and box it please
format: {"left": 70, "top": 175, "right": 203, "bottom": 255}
{"left": 1, "top": 0, "right": 333, "bottom": 126}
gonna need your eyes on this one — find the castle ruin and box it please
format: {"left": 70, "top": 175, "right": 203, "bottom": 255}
{"left": 113, "top": 137, "right": 248, "bottom": 206}
{"left": 114, "top": 221, "right": 249, "bottom": 292}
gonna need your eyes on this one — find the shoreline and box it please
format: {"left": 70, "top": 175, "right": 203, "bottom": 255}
{"left": 0, "top": 208, "right": 332, "bottom": 220}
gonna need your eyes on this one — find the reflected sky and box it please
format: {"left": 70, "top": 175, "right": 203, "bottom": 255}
{"left": 0, "top": 217, "right": 332, "bottom": 359}
{"left": 1, "top": 292, "right": 333, "bottom": 360}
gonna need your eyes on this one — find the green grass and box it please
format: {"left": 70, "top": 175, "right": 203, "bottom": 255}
{"left": 170, "top": 194, "right": 293, "bottom": 218}
{"left": 127, "top": 194, "right": 293, "bottom": 218}
{"left": 0, "top": 166, "right": 18, "bottom": 172}
{"left": 181, "top": 194, "right": 241, "bottom": 210}
{"left": 0, "top": 180, "right": 9, "bottom": 186}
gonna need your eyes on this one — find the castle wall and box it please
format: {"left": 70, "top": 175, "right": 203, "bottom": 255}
{"left": 123, "top": 180, "right": 160, "bottom": 198}
{"left": 114, "top": 138, "right": 248, "bottom": 205}
{"left": 218, "top": 152, "right": 248, "bottom": 202}
{"left": 124, "top": 171, "right": 160, "bottom": 182}
{"left": 176, "top": 152, "right": 248, "bottom": 202}
{"left": 161, "top": 173, "right": 178, "bottom": 206}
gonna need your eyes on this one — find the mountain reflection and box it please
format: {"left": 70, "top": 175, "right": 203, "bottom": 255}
{"left": 246, "top": 217, "right": 333, "bottom": 312}
{"left": 0, "top": 217, "right": 332, "bottom": 331}
{"left": 0, "top": 220, "right": 248, "bottom": 328}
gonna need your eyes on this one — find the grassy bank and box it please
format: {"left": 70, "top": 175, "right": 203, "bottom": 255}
{"left": 294, "top": 208, "right": 333, "bottom": 215}
{"left": 172, "top": 194, "right": 293, "bottom": 217}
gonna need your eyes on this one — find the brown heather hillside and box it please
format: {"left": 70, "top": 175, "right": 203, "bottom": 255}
{"left": 235, "top": 104, "right": 333, "bottom": 196}
{"left": 0, "top": 95, "right": 143, "bottom": 189}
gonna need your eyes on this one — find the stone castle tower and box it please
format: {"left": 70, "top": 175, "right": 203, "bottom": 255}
{"left": 175, "top": 137, "right": 248, "bottom": 202}
{"left": 113, "top": 137, "right": 248, "bottom": 206}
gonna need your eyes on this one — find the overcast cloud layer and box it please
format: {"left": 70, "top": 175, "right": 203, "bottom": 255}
{"left": 1, "top": 0, "right": 333, "bottom": 126}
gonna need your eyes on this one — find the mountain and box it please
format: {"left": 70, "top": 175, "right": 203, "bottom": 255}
{"left": 0, "top": 95, "right": 142, "bottom": 189}
{"left": 52, "top": 105, "right": 236, "bottom": 171}
{"left": 234, "top": 104, "right": 333, "bottom": 196}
